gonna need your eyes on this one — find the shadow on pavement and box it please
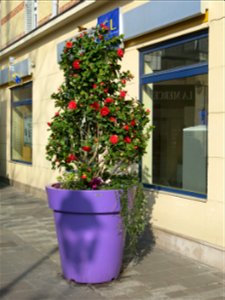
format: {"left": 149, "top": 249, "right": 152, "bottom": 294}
{"left": 0, "top": 246, "right": 58, "bottom": 298}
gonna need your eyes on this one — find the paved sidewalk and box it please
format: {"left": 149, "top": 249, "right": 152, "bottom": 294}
{"left": 0, "top": 182, "right": 224, "bottom": 300}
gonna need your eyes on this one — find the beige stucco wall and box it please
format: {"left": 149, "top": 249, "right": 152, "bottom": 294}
{"left": 1, "top": 0, "right": 22, "bottom": 18}
{"left": 208, "top": 0, "right": 225, "bottom": 209}
{"left": 0, "top": 1, "right": 224, "bottom": 256}
{"left": 0, "top": 87, "right": 9, "bottom": 178}
{"left": 1, "top": 1, "right": 25, "bottom": 47}
{"left": 58, "top": 0, "right": 73, "bottom": 9}
{"left": 58, "top": 0, "right": 80, "bottom": 13}
{"left": 38, "top": 1, "right": 52, "bottom": 25}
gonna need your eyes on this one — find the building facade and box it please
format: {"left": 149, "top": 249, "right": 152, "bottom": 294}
{"left": 0, "top": 0, "right": 224, "bottom": 270}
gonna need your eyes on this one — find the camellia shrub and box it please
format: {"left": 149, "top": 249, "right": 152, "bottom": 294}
{"left": 46, "top": 24, "right": 152, "bottom": 188}
{"left": 46, "top": 24, "right": 153, "bottom": 250}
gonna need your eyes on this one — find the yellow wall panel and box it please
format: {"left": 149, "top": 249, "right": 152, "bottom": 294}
{"left": 58, "top": 0, "right": 79, "bottom": 13}
{"left": 151, "top": 193, "right": 225, "bottom": 247}
{"left": 1, "top": 0, "right": 23, "bottom": 19}
{"left": 38, "top": 1, "right": 52, "bottom": 25}
{"left": 58, "top": 0, "right": 72, "bottom": 8}
{"left": 1, "top": 10, "right": 25, "bottom": 47}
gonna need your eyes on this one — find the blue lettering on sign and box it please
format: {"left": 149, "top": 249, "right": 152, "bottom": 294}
{"left": 97, "top": 8, "right": 120, "bottom": 39}
{"left": 12, "top": 73, "right": 22, "bottom": 84}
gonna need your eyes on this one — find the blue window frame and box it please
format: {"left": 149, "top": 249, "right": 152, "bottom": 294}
{"left": 11, "top": 82, "right": 32, "bottom": 164}
{"left": 140, "top": 30, "right": 208, "bottom": 199}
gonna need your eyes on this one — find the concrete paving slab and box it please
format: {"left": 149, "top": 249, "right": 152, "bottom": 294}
{"left": 0, "top": 183, "right": 224, "bottom": 300}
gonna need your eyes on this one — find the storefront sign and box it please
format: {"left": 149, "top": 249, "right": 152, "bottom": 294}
{"left": 97, "top": 8, "right": 120, "bottom": 38}
{"left": 154, "top": 85, "right": 195, "bottom": 102}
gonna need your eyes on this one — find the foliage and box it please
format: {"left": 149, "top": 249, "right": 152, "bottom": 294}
{"left": 107, "top": 174, "right": 150, "bottom": 252}
{"left": 46, "top": 24, "right": 153, "bottom": 252}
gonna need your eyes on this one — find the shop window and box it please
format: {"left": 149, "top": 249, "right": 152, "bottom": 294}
{"left": 140, "top": 30, "right": 208, "bottom": 198}
{"left": 11, "top": 82, "right": 32, "bottom": 164}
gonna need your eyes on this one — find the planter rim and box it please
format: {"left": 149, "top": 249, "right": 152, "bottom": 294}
{"left": 46, "top": 185, "right": 123, "bottom": 214}
{"left": 46, "top": 184, "right": 122, "bottom": 193}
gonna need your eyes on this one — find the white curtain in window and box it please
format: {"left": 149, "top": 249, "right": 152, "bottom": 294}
{"left": 25, "top": 0, "right": 37, "bottom": 33}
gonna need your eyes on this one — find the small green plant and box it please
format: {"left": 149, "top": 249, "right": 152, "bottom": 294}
{"left": 46, "top": 24, "right": 153, "bottom": 253}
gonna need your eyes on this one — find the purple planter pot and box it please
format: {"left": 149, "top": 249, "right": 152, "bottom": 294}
{"left": 46, "top": 185, "right": 125, "bottom": 284}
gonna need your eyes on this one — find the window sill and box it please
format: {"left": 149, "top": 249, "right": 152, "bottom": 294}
{"left": 11, "top": 160, "right": 32, "bottom": 166}
{"left": 143, "top": 183, "right": 207, "bottom": 202}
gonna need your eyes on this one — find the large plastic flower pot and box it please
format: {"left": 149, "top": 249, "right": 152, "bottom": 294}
{"left": 46, "top": 186, "right": 125, "bottom": 284}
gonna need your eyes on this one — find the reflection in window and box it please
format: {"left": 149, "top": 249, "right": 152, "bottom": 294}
{"left": 11, "top": 83, "right": 32, "bottom": 163}
{"left": 152, "top": 75, "right": 207, "bottom": 194}
{"left": 142, "top": 75, "right": 208, "bottom": 194}
{"left": 144, "top": 37, "right": 208, "bottom": 74}
{"left": 141, "top": 31, "right": 208, "bottom": 195}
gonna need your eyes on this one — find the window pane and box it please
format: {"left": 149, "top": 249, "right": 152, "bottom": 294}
{"left": 12, "top": 105, "right": 32, "bottom": 163}
{"left": 144, "top": 37, "right": 208, "bottom": 74}
{"left": 143, "top": 74, "right": 208, "bottom": 194}
{"left": 11, "top": 82, "right": 32, "bottom": 163}
{"left": 12, "top": 84, "right": 32, "bottom": 102}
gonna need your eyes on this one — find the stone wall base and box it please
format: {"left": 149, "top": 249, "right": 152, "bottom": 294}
{"left": 0, "top": 177, "right": 46, "bottom": 200}
{"left": 153, "top": 226, "right": 225, "bottom": 272}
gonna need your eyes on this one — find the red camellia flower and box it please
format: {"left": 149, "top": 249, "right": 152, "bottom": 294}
{"left": 146, "top": 108, "right": 151, "bottom": 114}
{"left": 54, "top": 112, "right": 59, "bottom": 117}
{"left": 104, "top": 97, "right": 114, "bottom": 104}
{"left": 82, "top": 146, "right": 91, "bottom": 152}
{"left": 120, "top": 90, "right": 127, "bottom": 98}
{"left": 110, "top": 135, "right": 119, "bottom": 144}
{"left": 68, "top": 100, "right": 77, "bottom": 110}
{"left": 121, "top": 79, "right": 126, "bottom": 85}
{"left": 117, "top": 48, "right": 124, "bottom": 58}
{"left": 47, "top": 122, "right": 51, "bottom": 127}
{"left": 90, "top": 102, "right": 100, "bottom": 111}
{"left": 72, "top": 60, "right": 80, "bottom": 69}
{"left": 124, "top": 136, "right": 131, "bottom": 143}
{"left": 100, "top": 82, "right": 104, "bottom": 86}
{"left": 100, "top": 106, "right": 110, "bottom": 116}
{"left": 66, "top": 41, "right": 73, "bottom": 48}
{"left": 110, "top": 117, "right": 116, "bottom": 122}
{"left": 100, "top": 23, "right": 109, "bottom": 31}
{"left": 81, "top": 174, "right": 87, "bottom": 179}
{"left": 66, "top": 153, "right": 77, "bottom": 163}
{"left": 104, "top": 88, "right": 108, "bottom": 93}
{"left": 123, "top": 125, "right": 129, "bottom": 131}
{"left": 92, "top": 84, "right": 98, "bottom": 89}
{"left": 130, "top": 120, "right": 136, "bottom": 126}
